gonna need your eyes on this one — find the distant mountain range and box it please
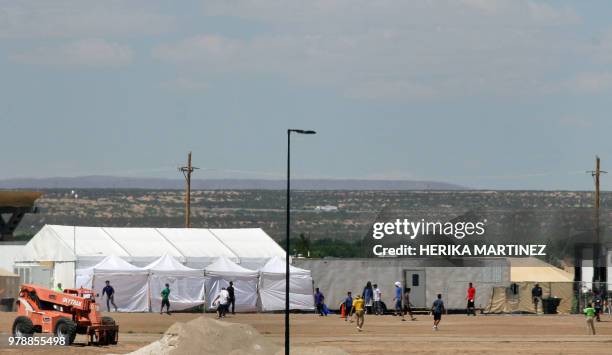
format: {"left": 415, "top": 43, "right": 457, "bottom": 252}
{"left": 0, "top": 176, "right": 464, "bottom": 190}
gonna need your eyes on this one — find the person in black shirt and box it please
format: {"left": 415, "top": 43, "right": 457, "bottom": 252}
{"left": 593, "top": 290, "right": 603, "bottom": 322}
{"left": 227, "top": 281, "right": 236, "bottom": 315}
{"left": 532, "top": 283, "right": 543, "bottom": 314}
{"left": 102, "top": 280, "right": 118, "bottom": 312}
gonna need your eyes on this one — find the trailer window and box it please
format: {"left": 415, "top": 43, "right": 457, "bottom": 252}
{"left": 412, "top": 274, "right": 419, "bottom": 287}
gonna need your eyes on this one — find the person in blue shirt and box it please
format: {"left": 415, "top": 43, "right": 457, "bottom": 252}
{"left": 344, "top": 291, "right": 353, "bottom": 321}
{"left": 431, "top": 293, "right": 445, "bottom": 330}
{"left": 102, "top": 280, "right": 118, "bottom": 312}
{"left": 314, "top": 288, "right": 326, "bottom": 316}
{"left": 393, "top": 282, "right": 405, "bottom": 320}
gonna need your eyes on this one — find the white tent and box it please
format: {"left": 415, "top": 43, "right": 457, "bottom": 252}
{"left": 80, "top": 255, "right": 150, "bottom": 312}
{"left": 144, "top": 254, "right": 206, "bottom": 311}
{"left": 204, "top": 256, "right": 259, "bottom": 312}
{"left": 156, "top": 228, "right": 239, "bottom": 268}
{"left": 259, "top": 256, "right": 314, "bottom": 311}
{"left": 209, "top": 229, "right": 286, "bottom": 270}
{"left": 15, "top": 225, "right": 284, "bottom": 288}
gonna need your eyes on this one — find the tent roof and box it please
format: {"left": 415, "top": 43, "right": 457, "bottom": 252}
{"left": 260, "top": 256, "right": 311, "bottom": 275}
{"left": 91, "top": 255, "right": 147, "bottom": 273}
{"left": 155, "top": 228, "right": 238, "bottom": 262}
{"left": 205, "top": 256, "right": 258, "bottom": 277}
{"left": 509, "top": 257, "right": 574, "bottom": 282}
{"left": 0, "top": 267, "right": 19, "bottom": 277}
{"left": 144, "top": 254, "right": 203, "bottom": 275}
{"left": 101, "top": 227, "right": 184, "bottom": 260}
{"left": 209, "top": 228, "right": 286, "bottom": 259}
{"left": 16, "top": 225, "right": 283, "bottom": 263}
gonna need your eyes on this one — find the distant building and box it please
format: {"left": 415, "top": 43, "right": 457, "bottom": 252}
{"left": 315, "top": 205, "right": 339, "bottom": 212}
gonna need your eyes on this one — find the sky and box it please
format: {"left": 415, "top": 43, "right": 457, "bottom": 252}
{"left": 1, "top": 0, "right": 612, "bottom": 190}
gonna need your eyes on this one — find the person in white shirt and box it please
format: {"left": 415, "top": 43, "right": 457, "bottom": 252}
{"left": 213, "top": 287, "right": 230, "bottom": 319}
{"left": 373, "top": 284, "right": 383, "bottom": 315}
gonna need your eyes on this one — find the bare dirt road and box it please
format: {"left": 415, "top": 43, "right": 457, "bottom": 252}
{"left": 1, "top": 312, "right": 612, "bottom": 354}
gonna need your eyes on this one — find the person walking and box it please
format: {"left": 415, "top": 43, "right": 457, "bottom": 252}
{"left": 431, "top": 293, "right": 445, "bottom": 331}
{"left": 466, "top": 282, "right": 476, "bottom": 316}
{"left": 227, "top": 281, "right": 236, "bottom": 315}
{"left": 532, "top": 283, "right": 543, "bottom": 314}
{"left": 213, "top": 287, "right": 230, "bottom": 319}
{"left": 404, "top": 287, "right": 416, "bottom": 321}
{"left": 54, "top": 283, "right": 63, "bottom": 292}
{"left": 362, "top": 281, "right": 373, "bottom": 314}
{"left": 393, "top": 281, "right": 405, "bottom": 321}
{"left": 593, "top": 290, "right": 603, "bottom": 322}
{"left": 351, "top": 295, "right": 365, "bottom": 331}
{"left": 102, "top": 280, "right": 118, "bottom": 312}
{"left": 343, "top": 291, "right": 353, "bottom": 321}
{"left": 160, "top": 283, "right": 171, "bottom": 315}
{"left": 373, "top": 284, "right": 383, "bottom": 315}
{"left": 584, "top": 302, "right": 596, "bottom": 335}
{"left": 315, "top": 288, "right": 326, "bottom": 316}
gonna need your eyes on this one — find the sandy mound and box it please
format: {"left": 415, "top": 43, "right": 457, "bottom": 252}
{"left": 128, "top": 317, "right": 279, "bottom": 355}
{"left": 128, "top": 316, "right": 348, "bottom": 355}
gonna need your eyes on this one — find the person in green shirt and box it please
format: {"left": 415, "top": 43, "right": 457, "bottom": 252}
{"left": 160, "top": 283, "right": 171, "bottom": 315}
{"left": 54, "top": 283, "right": 63, "bottom": 292}
{"left": 584, "top": 302, "right": 596, "bottom": 335}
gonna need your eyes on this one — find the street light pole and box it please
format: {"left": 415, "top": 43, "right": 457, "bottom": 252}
{"left": 285, "top": 129, "right": 316, "bottom": 355}
{"left": 71, "top": 191, "right": 78, "bottom": 288}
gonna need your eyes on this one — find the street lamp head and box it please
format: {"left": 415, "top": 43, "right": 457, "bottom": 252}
{"left": 289, "top": 129, "right": 317, "bottom": 134}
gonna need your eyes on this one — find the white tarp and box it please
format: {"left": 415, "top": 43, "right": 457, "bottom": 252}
{"left": 100, "top": 227, "right": 184, "bottom": 265}
{"left": 144, "top": 254, "right": 206, "bottom": 311}
{"left": 209, "top": 229, "right": 286, "bottom": 270}
{"left": 156, "top": 228, "right": 239, "bottom": 268}
{"left": 259, "top": 256, "right": 314, "bottom": 311}
{"left": 204, "top": 256, "right": 259, "bottom": 312}
{"left": 85, "top": 255, "right": 150, "bottom": 312}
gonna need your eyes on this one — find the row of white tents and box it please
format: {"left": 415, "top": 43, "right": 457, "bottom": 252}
{"left": 77, "top": 254, "right": 315, "bottom": 313}
{"left": 14, "top": 225, "right": 289, "bottom": 289}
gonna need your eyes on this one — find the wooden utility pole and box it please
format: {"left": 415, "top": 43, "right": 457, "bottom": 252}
{"left": 179, "top": 152, "right": 198, "bottom": 228}
{"left": 588, "top": 156, "right": 606, "bottom": 283}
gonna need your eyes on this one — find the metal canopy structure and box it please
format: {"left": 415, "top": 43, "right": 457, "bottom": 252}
{"left": 0, "top": 191, "right": 42, "bottom": 240}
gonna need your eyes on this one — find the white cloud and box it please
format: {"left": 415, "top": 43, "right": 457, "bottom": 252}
{"left": 159, "top": 76, "right": 210, "bottom": 92}
{"left": 0, "top": 0, "right": 175, "bottom": 38}
{"left": 203, "top": 0, "right": 581, "bottom": 28}
{"left": 11, "top": 39, "right": 133, "bottom": 67}
{"left": 558, "top": 116, "right": 593, "bottom": 129}
{"left": 568, "top": 72, "right": 612, "bottom": 93}
{"left": 147, "top": 0, "right": 593, "bottom": 100}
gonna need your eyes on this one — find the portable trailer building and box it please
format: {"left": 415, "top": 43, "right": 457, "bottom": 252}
{"left": 294, "top": 258, "right": 509, "bottom": 310}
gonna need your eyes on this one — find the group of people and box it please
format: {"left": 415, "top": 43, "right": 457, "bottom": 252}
{"left": 98, "top": 280, "right": 172, "bottom": 314}
{"left": 212, "top": 281, "right": 236, "bottom": 319}
{"left": 94, "top": 280, "right": 238, "bottom": 319}
{"left": 316, "top": 280, "right": 475, "bottom": 331}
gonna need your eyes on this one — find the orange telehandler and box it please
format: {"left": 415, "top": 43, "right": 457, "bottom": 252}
{"left": 12, "top": 284, "right": 119, "bottom": 345}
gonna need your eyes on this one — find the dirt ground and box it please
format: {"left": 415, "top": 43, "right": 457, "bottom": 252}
{"left": 1, "top": 311, "right": 612, "bottom": 354}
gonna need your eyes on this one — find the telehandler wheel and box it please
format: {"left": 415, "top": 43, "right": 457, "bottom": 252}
{"left": 12, "top": 316, "right": 34, "bottom": 338}
{"left": 101, "top": 316, "right": 118, "bottom": 345}
{"left": 55, "top": 318, "right": 77, "bottom": 345}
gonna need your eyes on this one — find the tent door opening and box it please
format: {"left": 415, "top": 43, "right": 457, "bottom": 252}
{"left": 403, "top": 269, "right": 425, "bottom": 308}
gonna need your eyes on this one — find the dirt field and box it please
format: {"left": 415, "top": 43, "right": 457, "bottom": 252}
{"left": 1, "top": 312, "right": 612, "bottom": 354}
